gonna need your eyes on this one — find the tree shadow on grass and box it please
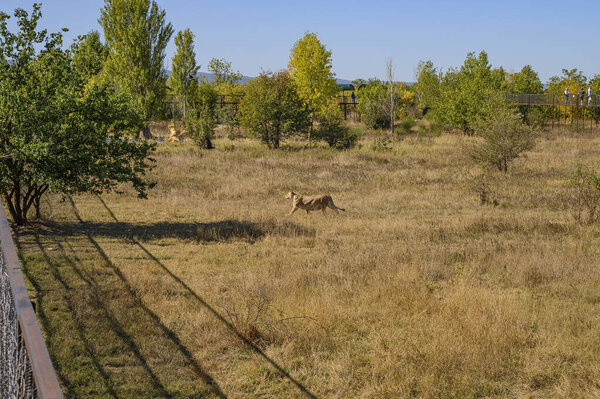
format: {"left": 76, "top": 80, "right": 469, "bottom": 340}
{"left": 14, "top": 233, "right": 174, "bottom": 399}
{"left": 21, "top": 219, "right": 314, "bottom": 243}
{"left": 16, "top": 196, "right": 320, "bottom": 397}
{"left": 89, "top": 196, "right": 320, "bottom": 398}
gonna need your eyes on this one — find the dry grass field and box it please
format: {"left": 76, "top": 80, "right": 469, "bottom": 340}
{"left": 13, "top": 129, "right": 600, "bottom": 398}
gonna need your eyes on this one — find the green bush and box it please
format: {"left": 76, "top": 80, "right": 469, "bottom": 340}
{"left": 219, "top": 105, "right": 239, "bottom": 140}
{"left": 429, "top": 121, "right": 443, "bottom": 136}
{"left": 371, "top": 138, "right": 392, "bottom": 152}
{"left": 357, "top": 80, "right": 390, "bottom": 129}
{"left": 186, "top": 81, "right": 218, "bottom": 149}
{"left": 238, "top": 71, "right": 310, "bottom": 149}
{"left": 315, "top": 127, "right": 362, "bottom": 149}
{"left": 398, "top": 117, "right": 416, "bottom": 135}
{"left": 314, "top": 102, "right": 361, "bottom": 149}
{"left": 467, "top": 106, "right": 538, "bottom": 172}
{"left": 524, "top": 107, "right": 547, "bottom": 129}
{"left": 186, "top": 105, "right": 215, "bottom": 149}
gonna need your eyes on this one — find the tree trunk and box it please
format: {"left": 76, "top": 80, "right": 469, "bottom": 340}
{"left": 142, "top": 116, "right": 153, "bottom": 139}
{"left": 3, "top": 194, "right": 24, "bottom": 226}
{"left": 2, "top": 184, "right": 48, "bottom": 225}
{"left": 308, "top": 114, "right": 313, "bottom": 147}
{"left": 387, "top": 58, "right": 395, "bottom": 135}
{"left": 34, "top": 196, "right": 41, "bottom": 219}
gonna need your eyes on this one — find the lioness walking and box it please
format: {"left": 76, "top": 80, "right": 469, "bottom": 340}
{"left": 285, "top": 191, "right": 345, "bottom": 216}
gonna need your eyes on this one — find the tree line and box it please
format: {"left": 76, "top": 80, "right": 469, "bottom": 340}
{"left": 0, "top": 1, "right": 350, "bottom": 225}
{"left": 2, "top": 1, "right": 599, "bottom": 225}
{"left": 414, "top": 51, "right": 600, "bottom": 133}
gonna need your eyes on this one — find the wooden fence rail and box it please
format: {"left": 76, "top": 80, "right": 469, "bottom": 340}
{"left": 0, "top": 204, "right": 63, "bottom": 399}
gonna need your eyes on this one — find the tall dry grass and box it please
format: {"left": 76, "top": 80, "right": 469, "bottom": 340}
{"left": 13, "top": 130, "right": 600, "bottom": 398}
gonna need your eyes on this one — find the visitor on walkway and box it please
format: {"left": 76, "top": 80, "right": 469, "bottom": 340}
{"left": 579, "top": 89, "right": 585, "bottom": 105}
{"left": 351, "top": 92, "right": 356, "bottom": 103}
{"left": 564, "top": 88, "right": 569, "bottom": 105}
{"left": 588, "top": 86, "right": 593, "bottom": 105}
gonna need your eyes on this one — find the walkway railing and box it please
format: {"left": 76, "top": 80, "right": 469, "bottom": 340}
{"left": 0, "top": 204, "right": 63, "bottom": 399}
{"left": 505, "top": 93, "right": 600, "bottom": 107}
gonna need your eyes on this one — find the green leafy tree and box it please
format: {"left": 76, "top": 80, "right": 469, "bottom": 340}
{"left": 433, "top": 51, "right": 507, "bottom": 134}
{"left": 187, "top": 81, "right": 218, "bottom": 149}
{"left": 546, "top": 68, "right": 587, "bottom": 95}
{"left": 506, "top": 65, "right": 544, "bottom": 123}
{"left": 70, "top": 30, "right": 108, "bottom": 84}
{"left": 207, "top": 58, "right": 243, "bottom": 133}
{"left": 0, "top": 4, "right": 155, "bottom": 225}
{"left": 356, "top": 80, "right": 390, "bottom": 129}
{"left": 207, "top": 58, "right": 243, "bottom": 87}
{"left": 288, "top": 32, "right": 337, "bottom": 142}
{"left": 508, "top": 65, "right": 543, "bottom": 94}
{"left": 352, "top": 78, "right": 367, "bottom": 89}
{"left": 100, "top": 0, "right": 173, "bottom": 139}
{"left": 545, "top": 68, "right": 588, "bottom": 121}
{"left": 239, "top": 71, "right": 310, "bottom": 149}
{"left": 169, "top": 29, "right": 199, "bottom": 120}
{"left": 588, "top": 75, "right": 600, "bottom": 121}
{"left": 414, "top": 60, "right": 440, "bottom": 108}
{"left": 313, "top": 100, "right": 361, "bottom": 149}
{"left": 588, "top": 74, "right": 600, "bottom": 96}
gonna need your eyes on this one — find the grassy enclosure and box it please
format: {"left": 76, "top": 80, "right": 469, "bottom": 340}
{"left": 13, "top": 129, "right": 600, "bottom": 398}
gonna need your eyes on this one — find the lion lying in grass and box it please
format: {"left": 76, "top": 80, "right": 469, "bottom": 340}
{"left": 285, "top": 191, "right": 345, "bottom": 216}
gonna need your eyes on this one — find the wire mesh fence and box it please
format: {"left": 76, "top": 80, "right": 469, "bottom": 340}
{"left": 0, "top": 263, "right": 36, "bottom": 398}
{"left": 0, "top": 204, "right": 63, "bottom": 399}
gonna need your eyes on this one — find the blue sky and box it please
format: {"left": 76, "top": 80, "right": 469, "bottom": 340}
{"left": 2, "top": 0, "right": 599, "bottom": 82}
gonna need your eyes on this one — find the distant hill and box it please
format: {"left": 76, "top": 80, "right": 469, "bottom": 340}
{"left": 168, "top": 70, "right": 354, "bottom": 85}
{"left": 197, "top": 72, "right": 254, "bottom": 84}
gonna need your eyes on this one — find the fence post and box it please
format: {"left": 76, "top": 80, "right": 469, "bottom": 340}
{"left": 552, "top": 95, "right": 555, "bottom": 130}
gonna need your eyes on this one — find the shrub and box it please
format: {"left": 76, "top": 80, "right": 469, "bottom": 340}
{"left": 371, "top": 137, "right": 392, "bottom": 152}
{"left": 314, "top": 101, "right": 361, "bottom": 149}
{"left": 569, "top": 165, "right": 600, "bottom": 224}
{"left": 186, "top": 105, "right": 215, "bottom": 149}
{"left": 468, "top": 106, "right": 538, "bottom": 172}
{"left": 221, "top": 286, "right": 274, "bottom": 345}
{"left": 239, "top": 71, "right": 310, "bottom": 149}
{"left": 524, "top": 107, "right": 547, "bottom": 129}
{"left": 356, "top": 80, "right": 390, "bottom": 129}
{"left": 429, "top": 121, "right": 443, "bottom": 136}
{"left": 186, "top": 81, "right": 218, "bottom": 149}
{"left": 463, "top": 168, "right": 503, "bottom": 206}
{"left": 398, "top": 117, "right": 416, "bottom": 135}
{"left": 314, "top": 125, "right": 361, "bottom": 149}
{"left": 219, "top": 105, "right": 239, "bottom": 140}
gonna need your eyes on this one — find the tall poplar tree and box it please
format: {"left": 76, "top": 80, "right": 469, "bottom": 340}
{"left": 169, "top": 29, "right": 199, "bottom": 119}
{"left": 100, "top": 0, "right": 173, "bottom": 139}
{"left": 288, "top": 32, "right": 337, "bottom": 143}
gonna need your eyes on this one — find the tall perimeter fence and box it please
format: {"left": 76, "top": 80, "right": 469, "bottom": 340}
{"left": 0, "top": 204, "right": 63, "bottom": 399}
{"left": 506, "top": 93, "right": 600, "bottom": 131}
{"left": 165, "top": 93, "right": 600, "bottom": 128}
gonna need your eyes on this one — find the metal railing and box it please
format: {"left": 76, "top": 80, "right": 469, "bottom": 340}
{"left": 505, "top": 93, "right": 600, "bottom": 107}
{"left": 0, "top": 204, "right": 63, "bottom": 399}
